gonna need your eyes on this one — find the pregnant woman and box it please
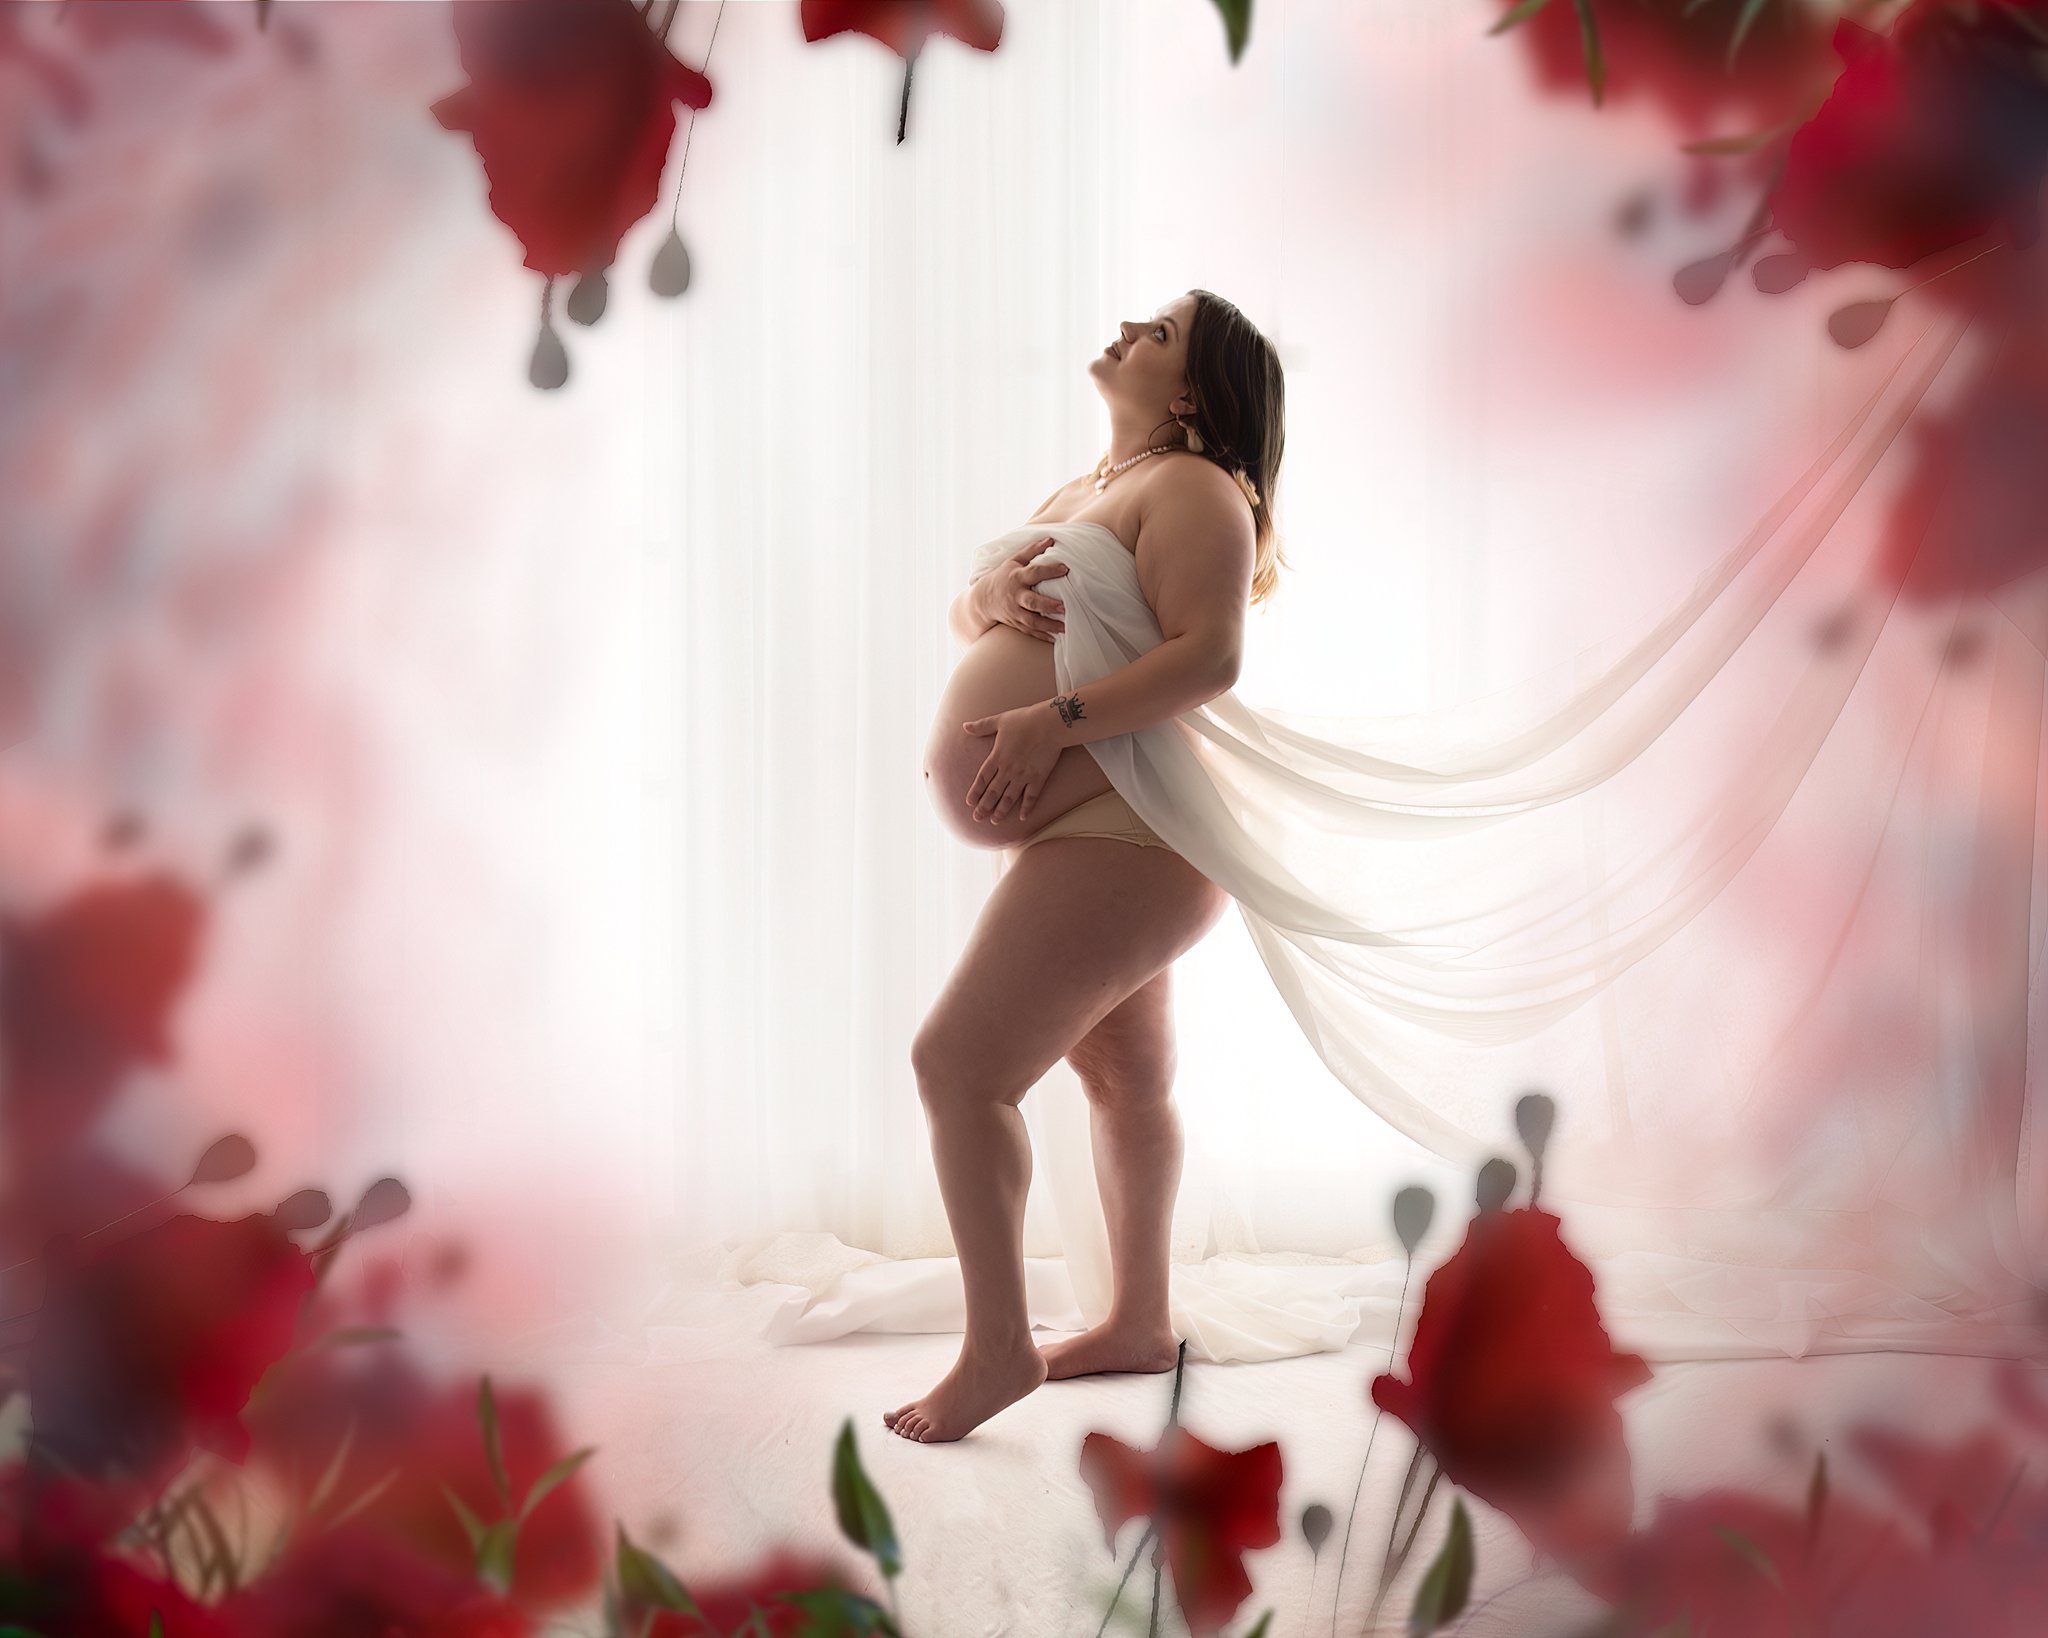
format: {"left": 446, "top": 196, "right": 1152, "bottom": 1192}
{"left": 885, "top": 289, "right": 1286, "bottom": 1443}
{"left": 881, "top": 287, "right": 1969, "bottom": 1444}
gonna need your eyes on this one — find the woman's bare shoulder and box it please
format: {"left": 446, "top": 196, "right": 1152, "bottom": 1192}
{"left": 1132, "top": 454, "right": 1253, "bottom": 545}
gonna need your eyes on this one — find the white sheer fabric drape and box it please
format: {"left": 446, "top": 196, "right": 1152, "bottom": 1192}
{"left": 646, "top": 0, "right": 2048, "bottom": 1364}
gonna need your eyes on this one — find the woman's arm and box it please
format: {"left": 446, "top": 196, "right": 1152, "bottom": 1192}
{"left": 1034, "top": 470, "right": 1252, "bottom": 747}
{"left": 949, "top": 476, "right": 1087, "bottom": 645}
{"left": 947, "top": 577, "right": 995, "bottom": 644}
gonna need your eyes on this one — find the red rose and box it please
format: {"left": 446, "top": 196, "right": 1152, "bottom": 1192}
{"left": 215, "top": 1520, "right": 532, "bottom": 1637}
{"left": 27, "top": 1211, "right": 316, "bottom": 1491}
{"left": 638, "top": 1546, "right": 867, "bottom": 1636}
{"left": 799, "top": 0, "right": 1003, "bottom": 56}
{"left": 1595, "top": 1485, "right": 1912, "bottom": 1632}
{"left": 432, "top": 0, "right": 714, "bottom": 278}
{"left": 1370, "top": 1206, "right": 1651, "bottom": 1569}
{"left": 1496, "top": 0, "right": 1833, "bottom": 137}
{"left": 1867, "top": 327, "right": 2048, "bottom": 603}
{"left": 0, "top": 872, "right": 206, "bottom": 1144}
{"left": 1771, "top": 0, "right": 2048, "bottom": 273}
{"left": 240, "top": 1349, "right": 604, "bottom": 1612}
{"left": 0, "top": 1454, "right": 235, "bottom": 1636}
{"left": 0, "top": 1532, "right": 237, "bottom": 1637}
{"left": 1078, "top": 1421, "right": 1283, "bottom": 1637}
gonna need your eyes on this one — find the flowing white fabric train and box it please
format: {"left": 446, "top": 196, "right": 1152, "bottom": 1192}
{"left": 971, "top": 313, "right": 1979, "bottom": 1207}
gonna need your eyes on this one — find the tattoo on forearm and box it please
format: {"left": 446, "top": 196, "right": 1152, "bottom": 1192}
{"left": 1051, "top": 693, "right": 1087, "bottom": 727}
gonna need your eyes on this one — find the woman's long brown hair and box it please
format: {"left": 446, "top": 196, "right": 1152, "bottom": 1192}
{"left": 1165, "top": 288, "right": 1289, "bottom": 605}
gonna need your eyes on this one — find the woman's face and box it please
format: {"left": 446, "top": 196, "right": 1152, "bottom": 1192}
{"left": 1090, "top": 293, "right": 1198, "bottom": 411}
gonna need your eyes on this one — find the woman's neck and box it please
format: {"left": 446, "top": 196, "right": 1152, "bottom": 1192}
{"left": 1104, "top": 413, "right": 1182, "bottom": 470}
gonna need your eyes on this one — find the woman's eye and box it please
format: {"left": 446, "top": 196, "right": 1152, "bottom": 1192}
{"left": 1154, "top": 326, "right": 1167, "bottom": 340}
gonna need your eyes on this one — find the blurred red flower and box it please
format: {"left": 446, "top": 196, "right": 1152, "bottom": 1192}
{"left": 1771, "top": 0, "right": 2048, "bottom": 274}
{"left": 638, "top": 1545, "right": 867, "bottom": 1636}
{"left": 1369, "top": 1205, "right": 1651, "bottom": 1569}
{"left": 0, "top": 872, "right": 207, "bottom": 1146}
{"left": 1077, "top": 1421, "right": 1283, "bottom": 1636}
{"left": 1592, "top": 1484, "right": 1913, "bottom": 1633}
{"left": 26, "top": 1211, "right": 316, "bottom": 1491}
{"left": 241, "top": 1349, "right": 604, "bottom": 1613}
{"left": 0, "top": 1522, "right": 236, "bottom": 1637}
{"left": 1868, "top": 325, "right": 2048, "bottom": 603}
{"left": 1494, "top": 0, "right": 1833, "bottom": 136}
{"left": 216, "top": 1520, "right": 531, "bottom": 1638}
{"left": 1590, "top": 1440, "right": 2048, "bottom": 1637}
{"left": 799, "top": 0, "right": 1003, "bottom": 56}
{"left": 431, "top": 0, "right": 713, "bottom": 278}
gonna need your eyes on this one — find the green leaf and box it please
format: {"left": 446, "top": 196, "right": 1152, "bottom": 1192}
{"left": 477, "top": 1518, "right": 519, "bottom": 1597}
{"left": 615, "top": 1521, "right": 703, "bottom": 1617}
{"left": 520, "top": 1445, "right": 598, "bottom": 1522}
{"left": 441, "top": 1482, "right": 488, "bottom": 1554}
{"left": 1725, "top": 0, "right": 1772, "bottom": 70}
{"left": 307, "top": 1413, "right": 359, "bottom": 1517}
{"left": 1237, "top": 1615, "right": 1275, "bottom": 1638}
{"left": 1714, "top": 1523, "right": 1784, "bottom": 1589}
{"left": 326, "top": 1465, "right": 402, "bottom": 1530}
{"left": 1679, "top": 124, "right": 1788, "bottom": 157}
{"left": 1570, "top": 0, "right": 1605, "bottom": 107}
{"left": 304, "top": 1324, "right": 405, "bottom": 1352}
{"left": 1486, "top": 0, "right": 1558, "bottom": 36}
{"left": 775, "top": 1588, "right": 906, "bottom": 1636}
{"left": 1208, "top": 0, "right": 1253, "bottom": 63}
{"left": 148, "top": 1617, "right": 164, "bottom": 1638}
{"left": 829, "top": 1419, "right": 903, "bottom": 1579}
{"left": 1406, "top": 1497, "right": 1475, "bottom": 1635}
{"left": 477, "top": 1374, "right": 512, "bottom": 1510}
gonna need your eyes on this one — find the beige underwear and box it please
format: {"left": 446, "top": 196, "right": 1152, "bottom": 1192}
{"left": 1008, "top": 787, "right": 1174, "bottom": 854}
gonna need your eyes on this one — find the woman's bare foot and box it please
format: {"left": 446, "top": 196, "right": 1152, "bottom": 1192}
{"left": 1037, "top": 1321, "right": 1180, "bottom": 1381}
{"left": 882, "top": 1343, "right": 1048, "bottom": 1443}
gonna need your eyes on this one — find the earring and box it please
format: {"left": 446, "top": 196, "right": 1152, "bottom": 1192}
{"left": 1176, "top": 412, "right": 1205, "bottom": 455}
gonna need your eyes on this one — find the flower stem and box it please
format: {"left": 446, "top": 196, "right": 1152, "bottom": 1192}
{"left": 1095, "top": 1524, "right": 1158, "bottom": 1638}
{"left": 896, "top": 47, "right": 919, "bottom": 145}
{"left": 1330, "top": 1260, "right": 1411, "bottom": 1633}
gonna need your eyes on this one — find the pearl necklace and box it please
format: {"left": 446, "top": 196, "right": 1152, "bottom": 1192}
{"left": 1093, "top": 443, "right": 1178, "bottom": 492}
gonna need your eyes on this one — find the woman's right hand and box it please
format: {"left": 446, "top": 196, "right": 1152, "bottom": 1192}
{"left": 976, "top": 536, "right": 1068, "bottom": 643}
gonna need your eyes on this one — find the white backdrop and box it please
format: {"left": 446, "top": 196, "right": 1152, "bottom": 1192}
{"left": 603, "top": 0, "right": 2048, "bottom": 1363}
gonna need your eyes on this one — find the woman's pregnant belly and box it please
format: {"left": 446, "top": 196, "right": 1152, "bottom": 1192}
{"left": 923, "top": 624, "right": 1114, "bottom": 849}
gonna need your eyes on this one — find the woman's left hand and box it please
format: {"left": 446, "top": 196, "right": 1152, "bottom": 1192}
{"left": 961, "top": 703, "right": 1065, "bottom": 823}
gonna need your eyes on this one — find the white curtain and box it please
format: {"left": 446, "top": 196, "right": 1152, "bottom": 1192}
{"left": 646, "top": 0, "right": 2048, "bottom": 1364}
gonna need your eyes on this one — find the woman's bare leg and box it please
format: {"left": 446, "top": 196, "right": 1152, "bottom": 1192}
{"left": 887, "top": 838, "right": 1230, "bottom": 1443}
{"left": 1040, "top": 965, "right": 1217, "bottom": 1379}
